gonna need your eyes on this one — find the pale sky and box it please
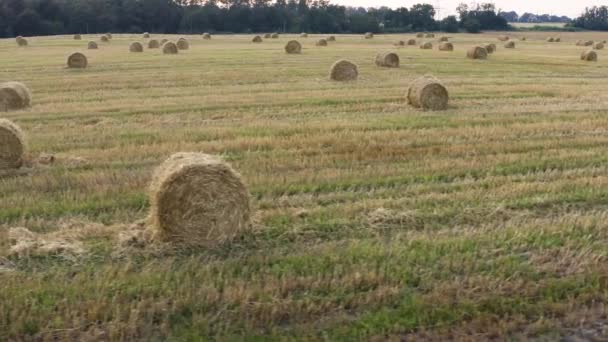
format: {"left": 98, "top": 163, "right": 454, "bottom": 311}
{"left": 331, "top": 0, "right": 605, "bottom": 19}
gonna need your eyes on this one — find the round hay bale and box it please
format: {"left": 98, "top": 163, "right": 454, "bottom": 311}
{"left": 87, "top": 41, "right": 98, "bottom": 49}
{"left": 300, "top": 32, "right": 308, "bottom": 38}
{"left": 148, "top": 39, "right": 160, "bottom": 49}
{"left": 176, "top": 38, "right": 189, "bottom": 50}
{"left": 252, "top": 35, "right": 263, "bottom": 43}
{"left": 100, "top": 35, "right": 109, "bottom": 42}
{"left": 555, "top": 37, "right": 561, "bottom": 42}
{"left": 0, "top": 119, "right": 26, "bottom": 169}
{"left": 160, "top": 38, "right": 168, "bottom": 45}
{"left": 74, "top": 34, "right": 82, "bottom": 40}
{"left": 407, "top": 39, "right": 417, "bottom": 46}
{"left": 439, "top": 42, "right": 453, "bottom": 51}
{"left": 329, "top": 59, "right": 358, "bottom": 82}
{"left": 16, "top": 37, "right": 28, "bottom": 46}
{"left": 315, "top": 39, "right": 328, "bottom": 47}
{"left": 425, "top": 33, "right": 435, "bottom": 38}
{"left": 439, "top": 36, "right": 449, "bottom": 42}
{"left": 106, "top": 33, "right": 112, "bottom": 39}
{"left": 375, "top": 52, "right": 399, "bottom": 68}
{"left": 407, "top": 76, "right": 449, "bottom": 111}
{"left": 0, "top": 82, "right": 31, "bottom": 111}
{"left": 546, "top": 37, "right": 555, "bottom": 42}
{"left": 364, "top": 32, "right": 374, "bottom": 39}
{"left": 520, "top": 37, "right": 527, "bottom": 41}
{"left": 67, "top": 52, "right": 88, "bottom": 68}
{"left": 395, "top": 40, "right": 405, "bottom": 46}
{"left": 203, "top": 32, "right": 211, "bottom": 40}
{"left": 484, "top": 43, "right": 496, "bottom": 54}
{"left": 327, "top": 36, "right": 336, "bottom": 42}
{"left": 581, "top": 50, "right": 598, "bottom": 62}
{"left": 162, "top": 42, "right": 178, "bottom": 54}
{"left": 583, "top": 40, "right": 594, "bottom": 46}
{"left": 143, "top": 32, "right": 150, "bottom": 38}
{"left": 271, "top": 33, "right": 279, "bottom": 39}
{"left": 285, "top": 40, "right": 302, "bottom": 54}
{"left": 498, "top": 35, "right": 509, "bottom": 41}
{"left": 149, "top": 152, "right": 251, "bottom": 247}
{"left": 129, "top": 42, "right": 144, "bottom": 52}
{"left": 504, "top": 41, "right": 515, "bottom": 48}
{"left": 594, "top": 42, "right": 604, "bottom": 50}
{"left": 420, "top": 42, "right": 433, "bottom": 49}
{"left": 264, "top": 33, "right": 272, "bottom": 39}
{"left": 467, "top": 46, "right": 487, "bottom": 59}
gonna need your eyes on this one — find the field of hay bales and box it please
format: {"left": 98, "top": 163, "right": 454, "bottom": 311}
{"left": 2, "top": 31, "right": 608, "bottom": 339}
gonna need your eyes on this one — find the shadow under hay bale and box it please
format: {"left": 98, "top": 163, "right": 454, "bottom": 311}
{"left": 0, "top": 119, "right": 27, "bottom": 169}
{"left": 0, "top": 82, "right": 31, "bottom": 111}
{"left": 467, "top": 46, "right": 488, "bottom": 59}
{"left": 285, "top": 40, "right": 302, "bottom": 54}
{"left": 375, "top": 52, "right": 399, "bottom": 68}
{"left": 67, "top": 52, "right": 88, "bottom": 68}
{"left": 329, "top": 59, "right": 358, "bottom": 81}
{"left": 129, "top": 42, "right": 144, "bottom": 52}
{"left": 407, "top": 76, "right": 449, "bottom": 111}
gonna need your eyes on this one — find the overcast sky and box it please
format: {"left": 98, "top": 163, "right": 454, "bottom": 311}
{"left": 330, "top": 0, "right": 604, "bottom": 18}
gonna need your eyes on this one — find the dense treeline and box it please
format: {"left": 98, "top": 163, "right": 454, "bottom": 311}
{"left": 570, "top": 6, "right": 608, "bottom": 31}
{"left": 498, "top": 11, "right": 570, "bottom": 24}
{"left": 1, "top": 0, "right": 514, "bottom": 38}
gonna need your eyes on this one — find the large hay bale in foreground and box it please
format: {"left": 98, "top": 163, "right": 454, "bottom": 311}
{"left": 467, "top": 46, "right": 487, "bottom": 59}
{"left": 375, "top": 52, "right": 399, "bottom": 68}
{"left": 176, "top": 38, "right": 189, "bottom": 50}
{"left": 364, "top": 32, "right": 374, "bottom": 39}
{"left": 16, "top": 37, "right": 28, "bottom": 46}
{"left": 87, "top": 41, "right": 98, "bottom": 49}
{"left": 285, "top": 40, "right": 302, "bottom": 54}
{"left": 438, "top": 42, "right": 454, "bottom": 51}
{"left": 420, "top": 42, "right": 432, "bottom": 49}
{"left": 0, "top": 119, "right": 26, "bottom": 169}
{"left": 504, "top": 41, "right": 515, "bottom": 48}
{"left": 581, "top": 50, "right": 598, "bottom": 62}
{"left": 594, "top": 42, "right": 604, "bottom": 50}
{"left": 0, "top": 82, "right": 31, "bottom": 112}
{"left": 252, "top": 35, "right": 263, "bottom": 43}
{"left": 143, "top": 32, "right": 150, "bottom": 38}
{"left": 407, "top": 76, "right": 449, "bottom": 111}
{"left": 315, "top": 39, "right": 328, "bottom": 46}
{"left": 329, "top": 59, "right": 358, "bottom": 81}
{"left": 149, "top": 152, "right": 251, "bottom": 247}
{"left": 203, "top": 32, "right": 211, "bottom": 40}
{"left": 327, "top": 36, "right": 336, "bottom": 42}
{"left": 129, "top": 42, "right": 144, "bottom": 52}
{"left": 74, "top": 34, "right": 82, "bottom": 40}
{"left": 67, "top": 52, "right": 88, "bottom": 68}
{"left": 271, "top": 33, "right": 279, "bottom": 39}
{"left": 148, "top": 39, "right": 160, "bottom": 48}
{"left": 407, "top": 39, "right": 417, "bottom": 45}
{"left": 162, "top": 42, "right": 178, "bottom": 54}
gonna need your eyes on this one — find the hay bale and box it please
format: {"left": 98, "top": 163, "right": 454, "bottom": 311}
{"left": 160, "top": 38, "right": 168, "bottom": 45}
{"left": 467, "top": 46, "right": 487, "bottom": 59}
{"left": 285, "top": 40, "right": 302, "bottom": 54}
{"left": 176, "top": 38, "right": 189, "bottom": 50}
{"left": 252, "top": 35, "right": 263, "bottom": 43}
{"left": 148, "top": 39, "right": 160, "bottom": 48}
{"left": 143, "top": 32, "right": 150, "bottom": 38}
{"left": 375, "top": 52, "right": 399, "bottom": 68}
{"left": 16, "top": 37, "right": 28, "bottom": 46}
{"left": 100, "top": 35, "right": 109, "bottom": 42}
{"left": 395, "top": 40, "right": 405, "bottom": 46}
{"left": 67, "top": 52, "right": 88, "bottom": 68}
{"left": 498, "top": 35, "right": 509, "bottom": 41}
{"left": 149, "top": 152, "right": 251, "bottom": 247}
{"left": 129, "top": 42, "right": 144, "bottom": 53}
{"left": 581, "top": 50, "right": 598, "bottom": 62}
{"left": 520, "top": 37, "right": 527, "bottom": 41}
{"left": 546, "top": 37, "right": 555, "bottom": 42}
{"left": 315, "top": 39, "right": 328, "bottom": 46}
{"left": 416, "top": 32, "right": 424, "bottom": 38}
{"left": 264, "top": 33, "right": 272, "bottom": 39}
{"left": 579, "top": 40, "right": 594, "bottom": 46}
{"left": 87, "top": 41, "right": 98, "bottom": 49}
{"left": 0, "top": 82, "right": 31, "bottom": 111}
{"left": 74, "top": 34, "right": 82, "bottom": 40}
{"left": 271, "top": 33, "right": 279, "bottom": 39}
{"left": 439, "top": 42, "right": 453, "bottom": 51}
{"left": 0, "top": 119, "right": 26, "bottom": 169}
{"left": 327, "top": 36, "right": 336, "bottom": 42}
{"left": 425, "top": 33, "right": 435, "bottom": 38}
{"left": 594, "top": 42, "right": 604, "bottom": 50}
{"left": 365, "top": 32, "right": 374, "bottom": 39}
{"left": 329, "top": 59, "right": 358, "bottom": 81}
{"left": 407, "top": 39, "right": 417, "bottom": 46}
{"left": 162, "top": 42, "right": 178, "bottom": 54}
{"left": 484, "top": 43, "right": 496, "bottom": 54}
{"left": 203, "top": 32, "right": 211, "bottom": 40}
{"left": 300, "top": 32, "right": 308, "bottom": 38}
{"left": 407, "top": 76, "right": 449, "bottom": 111}
{"left": 106, "top": 33, "right": 112, "bottom": 39}
{"left": 439, "top": 36, "right": 449, "bottom": 42}
{"left": 555, "top": 37, "right": 561, "bottom": 42}
{"left": 504, "top": 41, "right": 515, "bottom": 48}
{"left": 420, "top": 42, "right": 433, "bottom": 49}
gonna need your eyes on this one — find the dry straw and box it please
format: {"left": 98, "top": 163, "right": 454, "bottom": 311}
{"left": 407, "top": 39, "right": 417, "bottom": 45}
{"left": 365, "top": 32, "right": 374, "bottom": 39}
{"left": 162, "top": 42, "right": 178, "bottom": 54}
{"left": 0, "top": 119, "right": 26, "bottom": 169}
{"left": 16, "top": 37, "right": 28, "bottom": 46}
{"left": 594, "top": 42, "right": 604, "bottom": 50}
{"left": 504, "top": 41, "right": 515, "bottom": 48}
{"left": 203, "top": 33, "right": 211, "bottom": 40}
{"left": 100, "top": 35, "right": 109, "bottom": 42}
{"left": 416, "top": 32, "right": 424, "bottom": 38}
{"left": 285, "top": 40, "right": 302, "bottom": 54}
{"left": 148, "top": 39, "right": 160, "bottom": 48}
{"left": 438, "top": 42, "right": 454, "bottom": 51}
{"left": 148, "top": 152, "right": 251, "bottom": 247}
{"left": 252, "top": 35, "right": 263, "bottom": 43}
{"left": 420, "top": 41, "right": 433, "bottom": 49}
{"left": 329, "top": 59, "right": 358, "bottom": 81}
{"left": 0, "top": 82, "right": 31, "bottom": 112}
{"left": 143, "top": 32, "right": 150, "bottom": 38}
{"left": 129, "top": 42, "right": 144, "bottom": 52}
{"left": 316, "top": 39, "right": 328, "bottom": 46}
{"left": 74, "top": 34, "right": 82, "bottom": 40}
{"left": 327, "top": 36, "right": 336, "bottom": 41}
{"left": 375, "top": 52, "right": 399, "bottom": 68}
{"left": 67, "top": 52, "right": 88, "bottom": 68}
{"left": 407, "top": 76, "right": 449, "bottom": 111}
{"left": 467, "top": 46, "right": 488, "bottom": 59}
{"left": 581, "top": 50, "right": 597, "bottom": 62}
{"left": 87, "top": 41, "right": 98, "bottom": 49}
{"left": 176, "top": 38, "right": 189, "bottom": 50}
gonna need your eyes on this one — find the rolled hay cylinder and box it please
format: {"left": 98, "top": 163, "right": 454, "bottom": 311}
{"left": 439, "top": 36, "right": 449, "bottom": 42}
{"left": 329, "top": 59, "right": 358, "bottom": 82}
{"left": 16, "top": 37, "right": 28, "bottom": 46}
{"left": 364, "top": 32, "right": 374, "bottom": 39}
{"left": 467, "top": 46, "right": 487, "bottom": 60}
{"left": 416, "top": 32, "right": 424, "bottom": 38}
{"left": 583, "top": 40, "right": 594, "bottom": 46}
{"left": 438, "top": 42, "right": 454, "bottom": 51}
{"left": 300, "top": 32, "right": 308, "bottom": 38}
{"left": 520, "top": 37, "right": 527, "bottom": 41}
{"left": 264, "top": 33, "right": 272, "bottom": 39}
{"left": 74, "top": 34, "right": 82, "bottom": 40}
{"left": 271, "top": 33, "right": 279, "bottom": 39}
{"left": 129, "top": 42, "right": 144, "bottom": 52}
{"left": 504, "top": 41, "right": 515, "bottom": 48}
{"left": 252, "top": 35, "right": 263, "bottom": 43}
{"left": 106, "top": 33, "right": 112, "bottom": 39}
{"left": 395, "top": 40, "right": 405, "bottom": 46}
{"left": 203, "top": 33, "right": 211, "bottom": 40}
{"left": 375, "top": 52, "right": 399, "bottom": 68}
{"left": 555, "top": 37, "right": 561, "bottom": 42}
{"left": 594, "top": 42, "right": 604, "bottom": 50}
{"left": 581, "top": 50, "right": 598, "bottom": 62}
{"left": 160, "top": 38, "right": 168, "bottom": 45}
{"left": 0, "top": 119, "right": 26, "bottom": 169}
{"left": 149, "top": 152, "right": 251, "bottom": 247}
{"left": 407, "top": 76, "right": 449, "bottom": 111}
{"left": 546, "top": 37, "right": 555, "bottom": 42}
{"left": 285, "top": 40, "right": 302, "bottom": 54}
{"left": 0, "top": 82, "right": 31, "bottom": 112}
{"left": 407, "top": 39, "right": 417, "bottom": 46}
{"left": 143, "top": 32, "right": 150, "bottom": 38}
{"left": 327, "top": 36, "right": 336, "bottom": 42}
{"left": 315, "top": 39, "right": 328, "bottom": 47}
{"left": 162, "top": 42, "right": 178, "bottom": 54}
{"left": 67, "top": 52, "right": 88, "bottom": 68}
{"left": 100, "top": 35, "right": 109, "bottom": 42}
{"left": 420, "top": 42, "right": 433, "bottom": 49}
{"left": 484, "top": 43, "right": 496, "bottom": 54}
{"left": 87, "top": 41, "right": 98, "bottom": 49}
{"left": 148, "top": 39, "right": 160, "bottom": 48}
{"left": 425, "top": 33, "right": 435, "bottom": 38}
{"left": 498, "top": 35, "right": 509, "bottom": 41}
{"left": 176, "top": 38, "right": 189, "bottom": 50}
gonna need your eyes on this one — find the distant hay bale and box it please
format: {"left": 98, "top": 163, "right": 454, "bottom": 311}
{"left": 162, "top": 42, "right": 178, "bottom": 54}
{"left": 74, "top": 34, "right": 82, "bottom": 40}
{"left": 0, "top": 119, "right": 26, "bottom": 169}
{"left": 577, "top": 40, "right": 593, "bottom": 46}
{"left": 365, "top": 32, "right": 374, "bottom": 39}
{"left": 149, "top": 152, "right": 251, "bottom": 247}
{"left": 252, "top": 35, "right": 263, "bottom": 43}
{"left": 439, "top": 36, "right": 448, "bottom": 42}
{"left": 327, "top": 36, "right": 336, "bottom": 42}
{"left": 129, "top": 42, "right": 144, "bottom": 52}
{"left": 100, "top": 35, "right": 109, "bottom": 42}
{"left": 315, "top": 39, "right": 328, "bottom": 46}
{"left": 16, "top": 37, "right": 27, "bottom": 46}
{"left": 581, "top": 50, "right": 597, "bottom": 62}
{"left": 594, "top": 42, "right": 604, "bottom": 50}
{"left": 67, "top": 52, "right": 88, "bottom": 68}
{"left": 438, "top": 42, "right": 453, "bottom": 51}
{"left": 407, "top": 76, "right": 449, "bottom": 111}
{"left": 271, "top": 33, "right": 279, "bottom": 39}
{"left": 264, "top": 33, "right": 272, "bottom": 39}
{"left": 395, "top": 40, "right": 405, "bottom": 46}
{"left": 467, "top": 46, "right": 487, "bottom": 59}
{"left": 148, "top": 39, "right": 160, "bottom": 48}
{"left": 407, "top": 39, "right": 417, "bottom": 45}
{"left": 329, "top": 59, "right": 358, "bottom": 81}
{"left": 87, "top": 41, "right": 98, "bottom": 49}
{"left": 498, "top": 35, "right": 509, "bottom": 41}
{"left": 0, "top": 82, "right": 31, "bottom": 112}
{"left": 420, "top": 41, "right": 432, "bottom": 49}
{"left": 546, "top": 37, "right": 555, "bottom": 42}
{"left": 484, "top": 43, "right": 496, "bottom": 54}
{"left": 504, "top": 41, "right": 515, "bottom": 48}
{"left": 202, "top": 33, "right": 211, "bottom": 40}
{"left": 176, "top": 38, "right": 189, "bottom": 50}
{"left": 375, "top": 52, "right": 399, "bottom": 68}
{"left": 425, "top": 33, "right": 435, "bottom": 38}
{"left": 416, "top": 33, "right": 424, "bottom": 38}
{"left": 285, "top": 40, "right": 302, "bottom": 54}
{"left": 555, "top": 37, "right": 561, "bottom": 42}
{"left": 143, "top": 32, "right": 150, "bottom": 38}
{"left": 160, "top": 38, "right": 168, "bottom": 45}
{"left": 300, "top": 32, "right": 308, "bottom": 38}
{"left": 520, "top": 37, "right": 527, "bottom": 41}
{"left": 106, "top": 33, "right": 112, "bottom": 39}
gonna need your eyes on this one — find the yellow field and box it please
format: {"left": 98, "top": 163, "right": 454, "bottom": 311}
{"left": 2, "top": 31, "right": 608, "bottom": 339}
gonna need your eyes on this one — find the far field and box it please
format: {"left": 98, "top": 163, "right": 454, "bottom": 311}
{"left": 1, "top": 31, "right": 608, "bottom": 340}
